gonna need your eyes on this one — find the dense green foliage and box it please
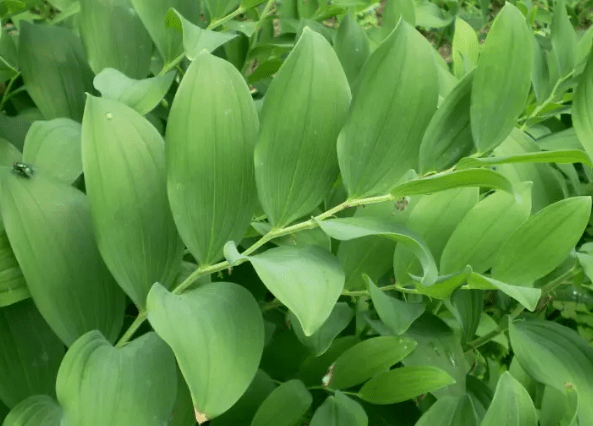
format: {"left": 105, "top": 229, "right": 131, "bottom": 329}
{"left": 1, "top": 0, "right": 593, "bottom": 424}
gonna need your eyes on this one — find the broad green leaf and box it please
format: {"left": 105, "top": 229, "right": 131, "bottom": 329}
{"left": 129, "top": 0, "right": 200, "bottom": 64}
{"left": 480, "top": 372, "right": 537, "bottom": 426}
{"left": 226, "top": 244, "right": 345, "bottom": 336}
{"left": 531, "top": 34, "right": 553, "bottom": 103}
{"left": 203, "top": 0, "right": 238, "bottom": 19}
{"left": 419, "top": 70, "right": 475, "bottom": 173}
{"left": 492, "top": 197, "right": 591, "bottom": 285}
{"left": 382, "top": 0, "right": 415, "bottom": 35}
{"left": 452, "top": 17, "right": 479, "bottom": 78}
{"left": 573, "top": 54, "right": 593, "bottom": 160}
{"left": 0, "top": 169, "right": 125, "bottom": 346}
{"left": 166, "top": 51, "right": 258, "bottom": 265}
{"left": 393, "top": 188, "right": 478, "bottom": 284}
{"left": 317, "top": 217, "right": 438, "bottom": 287}
{"left": 0, "top": 1, "right": 26, "bottom": 19}
{"left": 449, "top": 290, "right": 483, "bottom": 343}
{"left": 467, "top": 273, "right": 541, "bottom": 311}
{"left": 250, "top": 380, "right": 311, "bottom": 426}
{"left": 391, "top": 169, "right": 513, "bottom": 198}
{"left": 366, "top": 276, "right": 424, "bottom": 335}
{"left": 79, "top": 0, "right": 152, "bottom": 78}
{"left": 338, "top": 235, "right": 395, "bottom": 290}
{"left": 166, "top": 9, "right": 238, "bottom": 60}
{"left": 576, "top": 26, "right": 593, "bottom": 75}
{"left": 457, "top": 149, "right": 592, "bottom": 169}
{"left": 57, "top": 331, "right": 176, "bottom": 426}
{"left": 255, "top": 27, "right": 350, "bottom": 227}
{"left": 2, "top": 396, "right": 61, "bottom": 426}
{"left": 309, "top": 395, "right": 364, "bottom": 426}
{"left": 334, "top": 13, "right": 370, "bottom": 86}
{"left": 415, "top": 268, "right": 471, "bottom": 300}
{"left": 0, "top": 115, "right": 31, "bottom": 152}
{"left": 0, "top": 28, "right": 17, "bottom": 82}
{"left": 550, "top": 0, "right": 577, "bottom": 78}
{"left": 334, "top": 392, "right": 367, "bottom": 426}
{"left": 290, "top": 302, "right": 354, "bottom": 356}
{"left": 494, "top": 129, "right": 565, "bottom": 212}
{"left": 509, "top": 320, "right": 593, "bottom": 424}
{"left": 327, "top": 336, "right": 416, "bottom": 390}
{"left": 440, "top": 183, "right": 532, "bottom": 275}
{"left": 82, "top": 96, "right": 184, "bottom": 308}
{"left": 537, "top": 128, "right": 583, "bottom": 151}
{"left": 94, "top": 68, "right": 176, "bottom": 115}
{"left": 18, "top": 22, "right": 94, "bottom": 121}
{"left": 337, "top": 20, "right": 437, "bottom": 197}
{"left": 358, "top": 365, "right": 455, "bottom": 404}
{"left": 0, "top": 300, "right": 64, "bottom": 408}
{"left": 21, "top": 118, "right": 82, "bottom": 183}
{"left": 539, "top": 385, "right": 579, "bottom": 426}
{"left": 414, "top": 0, "right": 453, "bottom": 28}
{"left": 470, "top": 3, "right": 531, "bottom": 153}
{"left": 466, "top": 375, "right": 493, "bottom": 420}
{"left": 0, "top": 230, "right": 29, "bottom": 307}
{"left": 147, "top": 282, "right": 264, "bottom": 420}
{"left": 415, "top": 395, "right": 478, "bottom": 426}
{"left": 0, "top": 139, "right": 21, "bottom": 169}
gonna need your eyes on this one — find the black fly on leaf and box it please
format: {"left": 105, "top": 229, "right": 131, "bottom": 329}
{"left": 12, "top": 162, "right": 34, "bottom": 179}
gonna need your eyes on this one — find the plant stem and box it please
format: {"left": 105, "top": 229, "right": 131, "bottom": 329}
{"left": 519, "top": 71, "right": 574, "bottom": 129}
{"left": 207, "top": 7, "right": 246, "bottom": 30}
{"left": 0, "top": 72, "right": 20, "bottom": 112}
{"left": 116, "top": 311, "right": 147, "bottom": 347}
{"left": 255, "top": 0, "right": 276, "bottom": 32}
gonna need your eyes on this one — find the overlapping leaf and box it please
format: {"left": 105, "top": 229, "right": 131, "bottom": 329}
{"left": 480, "top": 372, "right": 537, "bottom": 426}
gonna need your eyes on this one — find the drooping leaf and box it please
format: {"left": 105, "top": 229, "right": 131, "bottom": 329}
{"left": 166, "top": 51, "right": 258, "bottom": 265}
{"left": 327, "top": 336, "right": 416, "bottom": 390}
{"left": 0, "top": 230, "right": 29, "bottom": 307}
{"left": 550, "top": 0, "right": 577, "bottom": 78}
{"left": 165, "top": 9, "right": 237, "bottom": 60}
{"left": 79, "top": 0, "right": 153, "bottom": 78}
{"left": 94, "top": 68, "right": 176, "bottom": 115}
{"left": 2, "top": 396, "right": 62, "bottom": 426}
{"left": 366, "top": 276, "right": 424, "bottom": 335}
{"left": 56, "top": 331, "right": 176, "bottom": 425}
{"left": 309, "top": 395, "right": 366, "bottom": 426}
{"left": 250, "top": 380, "right": 312, "bottom": 426}
{"left": 452, "top": 17, "right": 479, "bottom": 78}
{"left": 337, "top": 20, "right": 437, "bottom": 197}
{"left": 440, "top": 183, "right": 532, "bottom": 275}
{"left": 509, "top": 319, "right": 593, "bottom": 424}
{"left": 334, "top": 13, "right": 370, "bottom": 86}
{"left": 255, "top": 27, "right": 350, "bottom": 227}
{"left": 419, "top": 70, "right": 475, "bottom": 173}
{"left": 21, "top": 118, "right": 82, "bottom": 183}
{"left": 0, "top": 299, "right": 64, "bottom": 408}
{"left": 492, "top": 197, "right": 591, "bottom": 285}
{"left": 573, "top": 54, "right": 593, "bottom": 160}
{"left": 18, "top": 22, "right": 94, "bottom": 121}
{"left": 467, "top": 273, "right": 541, "bottom": 311}
{"left": 147, "top": 282, "right": 264, "bottom": 420}
{"left": 82, "top": 96, "right": 184, "bottom": 308}
{"left": 470, "top": 3, "right": 531, "bottom": 152}
{"left": 358, "top": 365, "right": 455, "bottom": 404}
{"left": 480, "top": 372, "right": 537, "bottom": 426}
{"left": 0, "top": 168, "right": 125, "bottom": 346}
{"left": 457, "top": 149, "right": 592, "bottom": 169}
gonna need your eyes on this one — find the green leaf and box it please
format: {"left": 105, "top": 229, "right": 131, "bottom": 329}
{"left": 452, "top": 17, "right": 479, "bottom": 78}
{"left": 419, "top": 70, "right": 475, "bottom": 173}
{"left": 129, "top": 0, "right": 200, "bottom": 64}
{"left": 290, "top": 302, "right": 354, "bottom": 356}
{"left": 94, "top": 68, "right": 176, "bottom": 115}
{"left": 358, "top": 365, "right": 455, "bottom": 404}
{"left": 82, "top": 96, "right": 183, "bottom": 308}
{"left": 467, "top": 273, "right": 541, "bottom": 311}
{"left": 203, "top": 0, "right": 238, "bottom": 19}
{"left": 366, "top": 276, "right": 424, "bottom": 335}
{"left": 334, "top": 13, "right": 370, "bottom": 86}
{"left": 415, "top": 268, "right": 472, "bottom": 300}
{"left": 449, "top": 290, "right": 483, "bottom": 343}
{"left": 255, "top": 27, "right": 350, "bottom": 227}
{"left": 0, "top": 139, "right": 21, "bottom": 169}
{"left": 457, "top": 149, "right": 592, "bottom": 169}
{"left": 250, "top": 380, "right": 312, "bottom": 426}
{"left": 166, "top": 51, "right": 258, "bottom": 265}
{"left": 550, "top": 0, "right": 577, "bottom": 78}
{"left": 391, "top": 169, "right": 513, "bottom": 198}
{"left": 2, "top": 396, "right": 61, "bottom": 426}
{"left": 0, "top": 28, "right": 18, "bottom": 81}
{"left": 327, "top": 336, "right": 416, "bottom": 390}
{"left": 415, "top": 395, "right": 479, "bottom": 426}
{"left": 334, "top": 392, "right": 367, "bottom": 426}
{"left": 539, "top": 385, "right": 579, "bottom": 426}
{"left": 296, "top": 336, "right": 359, "bottom": 387}
{"left": 337, "top": 20, "right": 437, "bottom": 197}
{"left": 509, "top": 319, "right": 593, "bottom": 424}
{"left": 18, "top": 22, "right": 94, "bottom": 121}
{"left": 165, "top": 8, "right": 237, "bottom": 60}
{"left": 480, "top": 372, "right": 537, "bottom": 426}
{"left": 317, "top": 217, "right": 438, "bottom": 287}
{"left": 0, "top": 0, "right": 26, "bottom": 19}
{"left": 440, "top": 183, "right": 532, "bottom": 275}
{"left": 338, "top": 235, "right": 395, "bottom": 290}
{"left": 537, "top": 128, "right": 583, "bottom": 151}
{"left": 0, "top": 169, "right": 125, "bottom": 346}
{"left": 170, "top": 371, "right": 196, "bottom": 426}
{"left": 21, "top": 118, "right": 82, "bottom": 183}
{"left": 382, "top": 0, "right": 416, "bottom": 35}
{"left": 79, "top": 0, "right": 152, "bottom": 78}
{"left": 147, "top": 282, "right": 264, "bottom": 420}
{"left": 470, "top": 3, "right": 532, "bottom": 152}
{"left": 0, "top": 230, "right": 29, "bottom": 307}
{"left": 573, "top": 54, "right": 593, "bottom": 161}
{"left": 56, "top": 331, "right": 176, "bottom": 425}
{"left": 531, "top": 34, "right": 553, "bottom": 103}
{"left": 0, "top": 300, "right": 64, "bottom": 408}
{"left": 309, "top": 395, "right": 365, "bottom": 426}
{"left": 492, "top": 197, "right": 591, "bottom": 285}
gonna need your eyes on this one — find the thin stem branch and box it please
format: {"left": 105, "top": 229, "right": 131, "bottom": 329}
{"left": 116, "top": 311, "right": 147, "bottom": 347}
{"left": 519, "top": 71, "right": 574, "bottom": 129}
{"left": 0, "top": 72, "right": 20, "bottom": 112}
{"left": 255, "top": 0, "right": 276, "bottom": 32}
